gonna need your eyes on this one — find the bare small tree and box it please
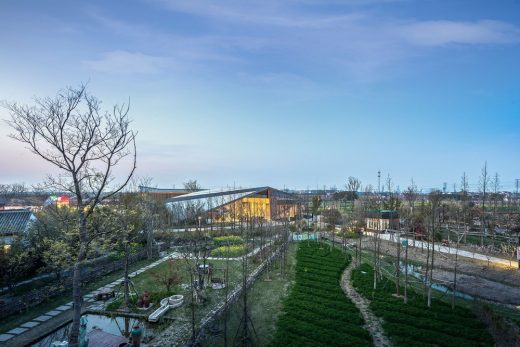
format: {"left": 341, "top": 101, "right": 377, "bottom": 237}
{"left": 184, "top": 179, "right": 201, "bottom": 192}
{"left": 0, "top": 183, "right": 26, "bottom": 207}
{"left": 479, "top": 161, "right": 490, "bottom": 247}
{"left": 3, "top": 84, "right": 136, "bottom": 347}
{"left": 345, "top": 176, "right": 362, "bottom": 201}
{"left": 491, "top": 173, "right": 500, "bottom": 247}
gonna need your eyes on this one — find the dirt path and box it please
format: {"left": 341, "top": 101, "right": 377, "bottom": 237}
{"left": 340, "top": 261, "right": 392, "bottom": 347}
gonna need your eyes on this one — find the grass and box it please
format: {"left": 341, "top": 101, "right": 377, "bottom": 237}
{"left": 351, "top": 263, "right": 494, "bottom": 347}
{"left": 203, "top": 243, "right": 298, "bottom": 346}
{"left": 105, "top": 253, "right": 267, "bottom": 346}
{"left": 112, "top": 258, "right": 246, "bottom": 312}
{"left": 0, "top": 257, "right": 156, "bottom": 334}
{"left": 270, "top": 241, "right": 372, "bottom": 347}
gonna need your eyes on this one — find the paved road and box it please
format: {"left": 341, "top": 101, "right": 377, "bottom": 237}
{"left": 364, "top": 231, "right": 513, "bottom": 267}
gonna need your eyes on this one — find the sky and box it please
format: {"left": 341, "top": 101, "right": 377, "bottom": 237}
{"left": 0, "top": 0, "right": 519, "bottom": 192}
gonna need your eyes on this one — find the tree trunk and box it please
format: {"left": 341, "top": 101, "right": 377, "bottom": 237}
{"left": 404, "top": 241, "right": 408, "bottom": 304}
{"left": 428, "top": 211, "right": 435, "bottom": 309}
{"left": 373, "top": 232, "right": 377, "bottom": 290}
{"left": 424, "top": 227, "right": 430, "bottom": 302}
{"left": 124, "top": 248, "right": 130, "bottom": 308}
{"left": 452, "top": 237, "right": 459, "bottom": 310}
{"left": 396, "top": 231, "right": 400, "bottom": 296}
{"left": 69, "top": 214, "right": 87, "bottom": 347}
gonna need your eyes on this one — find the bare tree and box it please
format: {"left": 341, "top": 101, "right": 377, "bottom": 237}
{"left": 491, "top": 173, "right": 500, "bottom": 247}
{"left": 345, "top": 176, "right": 362, "bottom": 201}
{"left": 461, "top": 172, "right": 469, "bottom": 244}
{"left": 452, "top": 205, "right": 462, "bottom": 309}
{"left": 479, "top": 161, "right": 490, "bottom": 247}
{"left": 426, "top": 190, "right": 442, "bottom": 308}
{"left": 0, "top": 183, "right": 26, "bottom": 207}
{"left": 3, "top": 84, "right": 136, "bottom": 347}
{"left": 184, "top": 179, "right": 201, "bottom": 192}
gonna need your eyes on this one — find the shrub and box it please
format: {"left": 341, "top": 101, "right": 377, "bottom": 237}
{"left": 210, "top": 244, "right": 249, "bottom": 257}
{"left": 213, "top": 235, "right": 244, "bottom": 246}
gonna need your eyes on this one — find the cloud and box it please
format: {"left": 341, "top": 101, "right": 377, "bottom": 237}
{"left": 87, "top": 3, "right": 520, "bottom": 84}
{"left": 83, "top": 50, "right": 169, "bottom": 74}
{"left": 152, "top": 0, "right": 363, "bottom": 28}
{"left": 395, "top": 20, "right": 520, "bottom": 46}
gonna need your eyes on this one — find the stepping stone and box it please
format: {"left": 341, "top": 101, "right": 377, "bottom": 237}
{"left": 0, "top": 334, "right": 14, "bottom": 342}
{"left": 21, "top": 321, "right": 40, "bottom": 328}
{"left": 55, "top": 305, "right": 71, "bottom": 311}
{"left": 7, "top": 327, "right": 28, "bottom": 335}
{"left": 34, "top": 315, "right": 52, "bottom": 322}
{"left": 46, "top": 310, "right": 61, "bottom": 317}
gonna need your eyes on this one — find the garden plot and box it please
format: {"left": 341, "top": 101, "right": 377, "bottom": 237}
{"left": 271, "top": 242, "right": 372, "bottom": 347}
{"left": 351, "top": 263, "right": 494, "bottom": 347}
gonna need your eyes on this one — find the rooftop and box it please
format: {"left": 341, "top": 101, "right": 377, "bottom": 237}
{"left": 0, "top": 209, "right": 35, "bottom": 235}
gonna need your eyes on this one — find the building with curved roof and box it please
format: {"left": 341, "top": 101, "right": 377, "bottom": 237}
{"left": 166, "top": 186, "right": 298, "bottom": 224}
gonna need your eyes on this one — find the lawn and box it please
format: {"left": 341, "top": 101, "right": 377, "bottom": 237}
{"left": 351, "top": 263, "right": 495, "bottom": 347}
{"left": 107, "top": 256, "right": 249, "bottom": 314}
{"left": 201, "top": 243, "right": 299, "bottom": 346}
{"left": 270, "top": 241, "right": 372, "bottom": 347}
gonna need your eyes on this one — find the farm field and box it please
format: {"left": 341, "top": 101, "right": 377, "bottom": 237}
{"left": 351, "top": 263, "right": 494, "bottom": 347}
{"left": 270, "top": 241, "right": 372, "bottom": 347}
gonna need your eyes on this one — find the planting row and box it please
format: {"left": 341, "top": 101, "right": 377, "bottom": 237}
{"left": 271, "top": 242, "right": 372, "bottom": 347}
{"left": 351, "top": 263, "right": 494, "bottom": 347}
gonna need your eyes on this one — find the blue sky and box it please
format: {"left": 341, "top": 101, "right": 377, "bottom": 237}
{"left": 1, "top": 0, "right": 519, "bottom": 192}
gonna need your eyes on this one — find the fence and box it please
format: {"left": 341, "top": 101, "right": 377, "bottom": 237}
{"left": 0, "top": 250, "right": 150, "bottom": 320}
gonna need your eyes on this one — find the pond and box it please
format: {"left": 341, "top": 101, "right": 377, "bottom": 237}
{"left": 32, "top": 313, "right": 165, "bottom": 347}
{"left": 400, "top": 262, "right": 474, "bottom": 301}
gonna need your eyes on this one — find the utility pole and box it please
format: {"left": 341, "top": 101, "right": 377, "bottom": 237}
{"left": 515, "top": 178, "right": 520, "bottom": 203}
{"left": 378, "top": 170, "right": 381, "bottom": 195}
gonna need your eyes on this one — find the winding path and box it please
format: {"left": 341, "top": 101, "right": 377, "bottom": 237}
{"left": 340, "top": 261, "right": 392, "bottom": 347}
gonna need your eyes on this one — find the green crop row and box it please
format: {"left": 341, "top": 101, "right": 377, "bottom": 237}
{"left": 270, "top": 242, "right": 373, "bottom": 347}
{"left": 351, "top": 263, "right": 494, "bottom": 346}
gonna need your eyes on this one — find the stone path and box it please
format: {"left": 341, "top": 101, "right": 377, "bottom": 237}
{"left": 340, "top": 261, "right": 392, "bottom": 347}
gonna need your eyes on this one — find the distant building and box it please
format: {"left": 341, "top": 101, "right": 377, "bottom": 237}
{"left": 365, "top": 210, "right": 399, "bottom": 231}
{"left": 0, "top": 209, "right": 36, "bottom": 250}
{"left": 46, "top": 194, "right": 72, "bottom": 208}
{"left": 166, "top": 186, "right": 299, "bottom": 224}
